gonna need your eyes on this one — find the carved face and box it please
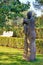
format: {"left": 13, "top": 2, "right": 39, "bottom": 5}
{"left": 27, "top": 11, "right": 32, "bottom": 19}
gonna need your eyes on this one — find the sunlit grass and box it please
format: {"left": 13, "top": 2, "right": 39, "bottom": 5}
{"left": 0, "top": 46, "right": 43, "bottom": 65}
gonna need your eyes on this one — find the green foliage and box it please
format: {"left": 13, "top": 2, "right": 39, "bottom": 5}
{"left": 0, "top": 1, "right": 10, "bottom": 27}
{"left": 0, "top": 37, "right": 24, "bottom": 48}
{"left": 12, "top": 27, "right": 43, "bottom": 38}
{"left": 0, "top": 37, "right": 43, "bottom": 54}
{"left": 0, "top": 28, "right": 3, "bottom": 35}
{"left": 36, "top": 0, "right": 43, "bottom": 4}
{"left": 36, "top": 39, "right": 43, "bottom": 54}
{"left": 13, "top": 27, "right": 24, "bottom": 37}
{"left": 36, "top": 16, "right": 43, "bottom": 28}
{"left": 0, "top": 26, "right": 43, "bottom": 39}
{"left": 36, "top": 28, "right": 43, "bottom": 39}
{"left": 0, "top": 0, "right": 30, "bottom": 28}
{"left": 0, "top": 46, "right": 43, "bottom": 65}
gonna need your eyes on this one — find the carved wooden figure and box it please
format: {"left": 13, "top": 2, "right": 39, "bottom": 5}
{"left": 23, "top": 11, "right": 36, "bottom": 61}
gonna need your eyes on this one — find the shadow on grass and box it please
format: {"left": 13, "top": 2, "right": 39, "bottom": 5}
{"left": 0, "top": 52, "right": 43, "bottom": 65}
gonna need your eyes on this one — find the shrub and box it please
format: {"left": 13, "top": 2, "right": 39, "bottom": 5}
{"left": 0, "top": 37, "right": 43, "bottom": 54}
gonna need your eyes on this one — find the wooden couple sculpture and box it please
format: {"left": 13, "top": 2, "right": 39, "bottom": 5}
{"left": 23, "top": 11, "right": 36, "bottom": 61}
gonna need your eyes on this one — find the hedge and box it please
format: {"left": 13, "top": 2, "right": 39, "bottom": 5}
{"left": 0, "top": 37, "right": 43, "bottom": 54}
{"left": 35, "top": 28, "right": 43, "bottom": 39}
{"left": 0, "top": 27, "right": 43, "bottom": 38}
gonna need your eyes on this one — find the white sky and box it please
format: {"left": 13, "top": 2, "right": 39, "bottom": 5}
{"left": 19, "top": 0, "right": 43, "bottom": 17}
{"left": 19, "top": 0, "right": 35, "bottom": 3}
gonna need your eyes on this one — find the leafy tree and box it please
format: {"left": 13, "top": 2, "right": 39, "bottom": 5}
{"left": 36, "top": 0, "right": 43, "bottom": 4}
{"left": 0, "top": 0, "right": 10, "bottom": 27}
{"left": 35, "top": 15, "right": 43, "bottom": 28}
{"left": 0, "top": 0, "right": 30, "bottom": 28}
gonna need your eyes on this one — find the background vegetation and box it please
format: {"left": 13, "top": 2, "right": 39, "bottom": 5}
{"left": 0, "top": 46, "right": 43, "bottom": 65}
{"left": 0, "top": 37, "right": 43, "bottom": 54}
{"left": 0, "top": 0, "right": 43, "bottom": 54}
{"left": 0, "top": 0, "right": 43, "bottom": 65}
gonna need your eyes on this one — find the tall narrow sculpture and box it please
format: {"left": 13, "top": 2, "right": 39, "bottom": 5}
{"left": 23, "top": 11, "right": 36, "bottom": 61}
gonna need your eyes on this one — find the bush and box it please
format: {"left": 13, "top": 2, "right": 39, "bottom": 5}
{"left": 13, "top": 27, "right": 43, "bottom": 38}
{"left": 0, "top": 37, "right": 43, "bottom": 54}
{"left": 13, "top": 27, "right": 24, "bottom": 37}
{"left": 0, "top": 37, "right": 24, "bottom": 48}
{"left": 36, "top": 39, "right": 43, "bottom": 54}
{"left": 0, "top": 27, "right": 43, "bottom": 38}
{"left": 35, "top": 28, "right": 43, "bottom": 39}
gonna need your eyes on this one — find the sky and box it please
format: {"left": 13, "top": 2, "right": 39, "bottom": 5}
{"left": 19, "top": 0, "right": 35, "bottom": 3}
{"left": 19, "top": 0, "right": 43, "bottom": 17}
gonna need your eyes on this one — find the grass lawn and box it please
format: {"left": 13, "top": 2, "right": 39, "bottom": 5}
{"left": 0, "top": 46, "right": 43, "bottom": 65}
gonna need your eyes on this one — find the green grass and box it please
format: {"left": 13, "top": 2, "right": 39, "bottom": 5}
{"left": 0, "top": 46, "right": 43, "bottom": 65}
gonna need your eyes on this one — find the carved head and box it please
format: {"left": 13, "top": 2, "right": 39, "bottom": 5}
{"left": 27, "top": 11, "right": 32, "bottom": 19}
